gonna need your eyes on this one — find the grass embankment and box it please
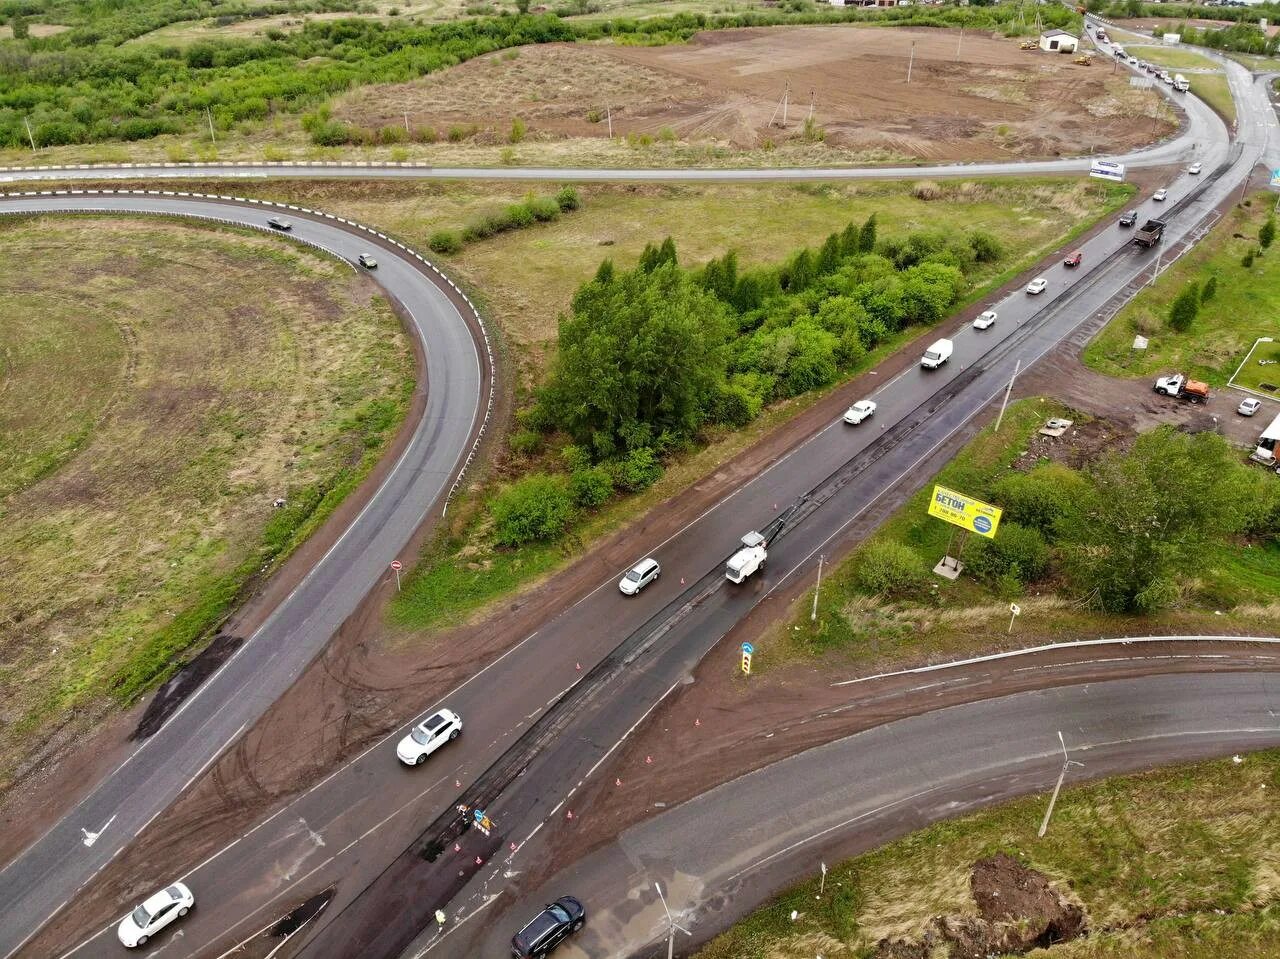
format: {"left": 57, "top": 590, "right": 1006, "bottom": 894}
{"left": 375, "top": 178, "right": 1131, "bottom": 632}
{"left": 695, "top": 750, "right": 1280, "bottom": 959}
{"left": 1188, "top": 72, "right": 1237, "bottom": 125}
{"left": 1083, "top": 194, "right": 1278, "bottom": 386}
{"left": 1123, "top": 44, "right": 1219, "bottom": 71}
{"left": 0, "top": 217, "right": 413, "bottom": 793}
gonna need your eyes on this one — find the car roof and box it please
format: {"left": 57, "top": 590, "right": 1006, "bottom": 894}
{"left": 632, "top": 558, "right": 657, "bottom": 571}
{"left": 141, "top": 887, "right": 180, "bottom": 912}
{"left": 421, "top": 708, "right": 457, "bottom": 730}
{"left": 515, "top": 908, "right": 562, "bottom": 947}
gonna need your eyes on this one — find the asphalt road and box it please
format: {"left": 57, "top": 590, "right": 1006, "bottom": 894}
{"left": 447, "top": 671, "right": 1280, "bottom": 959}
{"left": 25, "top": 120, "right": 1252, "bottom": 956}
{"left": 4, "top": 29, "right": 1275, "bottom": 958}
{"left": 0, "top": 197, "right": 487, "bottom": 959}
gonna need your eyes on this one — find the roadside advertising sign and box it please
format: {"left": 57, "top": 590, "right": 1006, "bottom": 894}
{"left": 1270, "top": 168, "right": 1280, "bottom": 189}
{"left": 927, "top": 485, "right": 1004, "bottom": 539}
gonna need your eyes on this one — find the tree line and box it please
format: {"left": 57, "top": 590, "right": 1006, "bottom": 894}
{"left": 0, "top": 3, "right": 1080, "bottom": 150}
{"left": 488, "top": 217, "right": 1006, "bottom": 547}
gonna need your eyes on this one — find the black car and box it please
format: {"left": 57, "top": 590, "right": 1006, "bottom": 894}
{"left": 267, "top": 216, "right": 292, "bottom": 231}
{"left": 357, "top": 253, "right": 378, "bottom": 269}
{"left": 511, "top": 896, "right": 585, "bottom": 958}
{"left": 1119, "top": 210, "right": 1138, "bottom": 227}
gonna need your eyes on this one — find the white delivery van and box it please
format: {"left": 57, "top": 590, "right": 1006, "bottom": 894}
{"left": 921, "top": 338, "right": 954, "bottom": 369}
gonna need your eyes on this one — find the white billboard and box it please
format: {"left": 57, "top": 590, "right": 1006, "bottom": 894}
{"left": 1090, "top": 159, "right": 1127, "bottom": 182}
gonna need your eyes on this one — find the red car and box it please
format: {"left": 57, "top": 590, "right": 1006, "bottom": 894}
{"left": 1063, "top": 250, "right": 1083, "bottom": 268}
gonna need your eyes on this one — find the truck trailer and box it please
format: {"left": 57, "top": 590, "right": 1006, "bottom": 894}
{"left": 1133, "top": 218, "right": 1166, "bottom": 248}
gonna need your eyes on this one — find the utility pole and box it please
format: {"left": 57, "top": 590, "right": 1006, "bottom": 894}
{"left": 994, "top": 359, "right": 1021, "bottom": 433}
{"left": 956, "top": 27, "right": 963, "bottom": 60}
{"left": 1038, "top": 731, "right": 1083, "bottom": 838}
{"left": 206, "top": 106, "right": 217, "bottom": 144}
{"left": 810, "top": 554, "right": 824, "bottom": 621}
{"left": 907, "top": 41, "right": 916, "bottom": 84}
{"left": 606, "top": 103, "right": 612, "bottom": 138}
{"left": 404, "top": 110, "right": 410, "bottom": 135}
{"left": 24, "top": 116, "right": 36, "bottom": 152}
{"left": 654, "top": 882, "right": 690, "bottom": 959}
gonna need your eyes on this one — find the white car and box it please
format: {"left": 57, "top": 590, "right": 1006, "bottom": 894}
{"left": 843, "top": 399, "right": 877, "bottom": 425}
{"left": 1238, "top": 397, "right": 1262, "bottom": 416}
{"left": 397, "top": 708, "right": 462, "bottom": 765}
{"left": 1128, "top": 55, "right": 1139, "bottom": 65}
{"left": 1188, "top": 162, "right": 1202, "bottom": 175}
{"left": 1153, "top": 188, "right": 1168, "bottom": 201}
{"left": 1025, "top": 278, "right": 1048, "bottom": 295}
{"left": 118, "top": 883, "right": 194, "bottom": 948}
{"left": 618, "top": 557, "right": 660, "bottom": 595}
{"left": 973, "top": 311, "right": 997, "bottom": 330}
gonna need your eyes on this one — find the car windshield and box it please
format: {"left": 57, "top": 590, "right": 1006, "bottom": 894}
{"left": 548, "top": 904, "right": 571, "bottom": 923}
{"left": 411, "top": 726, "right": 432, "bottom": 745}
{"left": 130, "top": 905, "right": 152, "bottom": 927}
{"left": 625, "top": 570, "right": 642, "bottom": 582}
{"left": 925, "top": 351, "right": 941, "bottom": 361}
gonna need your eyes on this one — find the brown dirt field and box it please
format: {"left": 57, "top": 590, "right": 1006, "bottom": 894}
{"left": 336, "top": 26, "right": 1175, "bottom": 161}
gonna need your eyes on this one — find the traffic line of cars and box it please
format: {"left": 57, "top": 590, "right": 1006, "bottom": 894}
{"left": 266, "top": 215, "right": 377, "bottom": 268}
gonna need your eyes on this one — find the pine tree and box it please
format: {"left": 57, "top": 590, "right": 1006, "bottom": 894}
{"left": 1260, "top": 216, "right": 1275, "bottom": 250}
{"left": 1168, "top": 282, "right": 1200, "bottom": 332}
{"left": 857, "top": 213, "right": 878, "bottom": 253}
{"left": 816, "top": 232, "right": 842, "bottom": 276}
{"left": 594, "top": 257, "right": 615, "bottom": 284}
{"left": 1199, "top": 274, "right": 1216, "bottom": 303}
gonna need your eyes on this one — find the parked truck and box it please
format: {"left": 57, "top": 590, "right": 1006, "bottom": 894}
{"left": 724, "top": 505, "right": 798, "bottom": 584}
{"left": 1173, "top": 73, "right": 1190, "bottom": 92}
{"left": 1153, "top": 373, "right": 1210, "bottom": 403}
{"left": 1133, "top": 218, "right": 1166, "bottom": 248}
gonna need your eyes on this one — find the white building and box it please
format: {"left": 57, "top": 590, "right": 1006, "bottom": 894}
{"left": 1039, "top": 29, "right": 1079, "bottom": 53}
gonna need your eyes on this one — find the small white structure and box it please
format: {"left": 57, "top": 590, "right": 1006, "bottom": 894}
{"left": 1039, "top": 29, "right": 1079, "bottom": 53}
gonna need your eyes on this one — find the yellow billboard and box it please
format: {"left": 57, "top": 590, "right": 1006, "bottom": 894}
{"left": 927, "top": 484, "right": 1003, "bottom": 539}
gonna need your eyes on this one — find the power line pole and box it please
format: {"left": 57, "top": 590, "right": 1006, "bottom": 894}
{"left": 907, "top": 41, "right": 916, "bottom": 84}
{"left": 810, "top": 554, "right": 824, "bottom": 621}
{"left": 24, "top": 116, "right": 36, "bottom": 152}
{"left": 1038, "top": 731, "right": 1084, "bottom": 838}
{"left": 956, "top": 27, "right": 964, "bottom": 59}
{"left": 206, "top": 106, "right": 217, "bottom": 144}
{"left": 994, "top": 359, "right": 1021, "bottom": 433}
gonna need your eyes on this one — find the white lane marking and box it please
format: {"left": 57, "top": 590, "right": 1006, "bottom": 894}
{"left": 725, "top": 725, "right": 1280, "bottom": 885}
{"left": 832, "top": 638, "right": 1280, "bottom": 687}
{"left": 407, "top": 894, "right": 501, "bottom": 958}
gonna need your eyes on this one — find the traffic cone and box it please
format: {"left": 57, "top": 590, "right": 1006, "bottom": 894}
{"left": 680, "top": 576, "right": 685, "bottom": 585}
{"left": 455, "top": 780, "right": 461, "bottom": 789}
{"left": 695, "top": 717, "right": 701, "bottom": 727}
{"left": 566, "top": 809, "right": 574, "bottom": 820}
{"left": 475, "top": 856, "right": 483, "bottom": 865}
{"left": 615, "top": 777, "right": 622, "bottom": 787}
{"left": 645, "top": 755, "right": 653, "bottom": 765}
{"left": 510, "top": 842, "right": 518, "bottom": 852}
{"left": 576, "top": 662, "right": 582, "bottom": 671}
{"left": 454, "top": 843, "right": 461, "bottom": 853}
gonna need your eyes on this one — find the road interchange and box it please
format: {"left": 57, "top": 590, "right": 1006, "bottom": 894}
{"left": 1, "top": 24, "right": 1278, "bottom": 959}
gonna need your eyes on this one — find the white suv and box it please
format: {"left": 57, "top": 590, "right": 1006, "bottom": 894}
{"left": 397, "top": 708, "right": 462, "bottom": 765}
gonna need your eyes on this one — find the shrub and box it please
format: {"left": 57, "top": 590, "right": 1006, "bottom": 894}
{"left": 612, "top": 447, "right": 663, "bottom": 492}
{"left": 965, "top": 522, "right": 1050, "bottom": 586}
{"left": 1200, "top": 274, "right": 1217, "bottom": 303}
{"left": 569, "top": 466, "right": 614, "bottom": 508}
{"left": 854, "top": 540, "right": 926, "bottom": 596}
{"left": 555, "top": 185, "right": 581, "bottom": 211}
{"left": 505, "top": 202, "right": 536, "bottom": 228}
{"left": 528, "top": 196, "right": 561, "bottom": 221}
{"left": 1168, "top": 282, "right": 1200, "bottom": 332}
{"left": 509, "top": 117, "right": 527, "bottom": 143}
{"left": 1260, "top": 216, "right": 1275, "bottom": 250}
{"left": 560, "top": 444, "right": 592, "bottom": 473}
{"left": 428, "top": 230, "right": 463, "bottom": 254}
{"left": 968, "top": 230, "right": 1004, "bottom": 263}
{"left": 508, "top": 429, "right": 543, "bottom": 455}
{"left": 490, "top": 474, "right": 575, "bottom": 546}
{"left": 1242, "top": 249, "right": 1256, "bottom": 268}
{"left": 309, "top": 119, "right": 352, "bottom": 146}
{"left": 989, "top": 465, "right": 1084, "bottom": 541}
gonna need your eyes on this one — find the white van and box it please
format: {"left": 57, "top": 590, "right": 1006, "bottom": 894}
{"left": 921, "top": 338, "right": 953, "bottom": 369}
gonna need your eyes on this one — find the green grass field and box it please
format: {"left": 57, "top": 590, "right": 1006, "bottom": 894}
{"left": 1084, "top": 194, "right": 1278, "bottom": 385}
{"left": 1123, "top": 43, "right": 1220, "bottom": 71}
{"left": 1232, "top": 338, "right": 1280, "bottom": 398}
{"left": 0, "top": 216, "right": 413, "bottom": 796}
{"left": 1189, "top": 72, "right": 1237, "bottom": 126}
{"left": 695, "top": 750, "right": 1280, "bottom": 959}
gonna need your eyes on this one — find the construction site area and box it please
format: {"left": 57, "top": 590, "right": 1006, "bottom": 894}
{"left": 337, "top": 25, "right": 1177, "bottom": 161}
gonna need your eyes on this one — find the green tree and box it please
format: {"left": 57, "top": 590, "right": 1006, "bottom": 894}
{"left": 816, "top": 233, "right": 842, "bottom": 276}
{"left": 10, "top": 15, "right": 28, "bottom": 39}
{"left": 1200, "top": 274, "right": 1217, "bottom": 303}
{"left": 638, "top": 237, "right": 678, "bottom": 273}
{"left": 839, "top": 220, "right": 861, "bottom": 257}
{"left": 539, "top": 262, "right": 731, "bottom": 457}
{"left": 1058, "top": 428, "right": 1254, "bottom": 613}
{"left": 1260, "top": 216, "right": 1276, "bottom": 250}
{"left": 855, "top": 540, "right": 926, "bottom": 596}
{"left": 1168, "top": 282, "right": 1200, "bottom": 332}
{"left": 784, "top": 249, "right": 815, "bottom": 292}
{"left": 990, "top": 465, "right": 1087, "bottom": 540}
{"left": 516, "top": 0, "right": 531, "bottom": 11}
{"left": 490, "top": 474, "right": 576, "bottom": 546}
{"left": 593, "top": 257, "right": 615, "bottom": 284}
{"left": 857, "top": 213, "right": 878, "bottom": 254}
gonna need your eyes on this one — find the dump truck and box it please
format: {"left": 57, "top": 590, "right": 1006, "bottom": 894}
{"left": 725, "top": 505, "right": 798, "bottom": 584}
{"left": 1133, "top": 218, "right": 1166, "bottom": 248}
{"left": 1173, "top": 73, "right": 1190, "bottom": 92}
{"left": 1153, "top": 373, "right": 1210, "bottom": 403}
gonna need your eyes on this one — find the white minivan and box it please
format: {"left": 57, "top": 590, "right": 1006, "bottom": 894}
{"left": 921, "top": 338, "right": 953, "bottom": 369}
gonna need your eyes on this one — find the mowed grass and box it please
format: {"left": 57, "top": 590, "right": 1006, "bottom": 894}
{"left": 0, "top": 217, "right": 413, "bottom": 794}
{"left": 1083, "top": 194, "right": 1277, "bottom": 385}
{"left": 695, "top": 750, "right": 1280, "bottom": 959}
{"left": 1189, "top": 72, "right": 1237, "bottom": 126}
{"left": 1233, "top": 338, "right": 1280, "bottom": 398}
{"left": 1124, "top": 43, "right": 1220, "bottom": 71}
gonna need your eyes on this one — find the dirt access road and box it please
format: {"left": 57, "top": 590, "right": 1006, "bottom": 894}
{"left": 339, "top": 26, "right": 1174, "bottom": 161}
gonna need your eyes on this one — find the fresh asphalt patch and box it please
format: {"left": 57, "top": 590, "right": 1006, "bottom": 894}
{"left": 129, "top": 634, "right": 243, "bottom": 740}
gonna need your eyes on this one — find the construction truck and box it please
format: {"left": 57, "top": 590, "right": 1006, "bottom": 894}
{"left": 1133, "top": 218, "right": 1166, "bottom": 248}
{"left": 1153, "top": 373, "right": 1210, "bottom": 403}
{"left": 1073, "top": 55, "right": 1093, "bottom": 65}
{"left": 1019, "top": 39, "right": 1038, "bottom": 50}
{"left": 724, "top": 505, "right": 798, "bottom": 584}
{"left": 1173, "top": 73, "right": 1190, "bottom": 92}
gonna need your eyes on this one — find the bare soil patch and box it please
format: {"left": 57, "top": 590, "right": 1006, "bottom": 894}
{"left": 338, "top": 26, "right": 1174, "bottom": 161}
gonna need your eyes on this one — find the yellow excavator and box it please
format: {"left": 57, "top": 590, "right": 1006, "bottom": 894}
{"left": 1019, "top": 39, "right": 1038, "bottom": 50}
{"left": 1073, "top": 54, "right": 1093, "bottom": 65}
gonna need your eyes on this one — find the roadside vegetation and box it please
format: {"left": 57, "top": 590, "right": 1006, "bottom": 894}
{"left": 695, "top": 748, "right": 1280, "bottom": 959}
{"left": 0, "top": 216, "right": 413, "bottom": 796}
{"left": 1084, "top": 193, "right": 1278, "bottom": 386}
{"left": 775, "top": 398, "right": 1280, "bottom": 671}
{"left": 0, "top": 1, "right": 1080, "bottom": 158}
{"left": 382, "top": 178, "right": 1133, "bottom": 632}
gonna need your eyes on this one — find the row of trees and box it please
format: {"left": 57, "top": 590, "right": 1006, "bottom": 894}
{"left": 0, "top": 2, "right": 1080, "bottom": 149}
{"left": 861, "top": 428, "right": 1280, "bottom": 614}
{"left": 479, "top": 217, "right": 1004, "bottom": 548}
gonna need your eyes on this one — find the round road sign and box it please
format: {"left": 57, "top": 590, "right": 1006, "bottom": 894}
{"left": 391, "top": 560, "right": 402, "bottom": 571}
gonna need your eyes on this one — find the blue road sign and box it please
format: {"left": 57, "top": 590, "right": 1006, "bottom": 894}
{"left": 973, "top": 515, "right": 993, "bottom": 535}
{"left": 742, "top": 642, "right": 754, "bottom": 655}
{"left": 473, "top": 807, "right": 485, "bottom": 823}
